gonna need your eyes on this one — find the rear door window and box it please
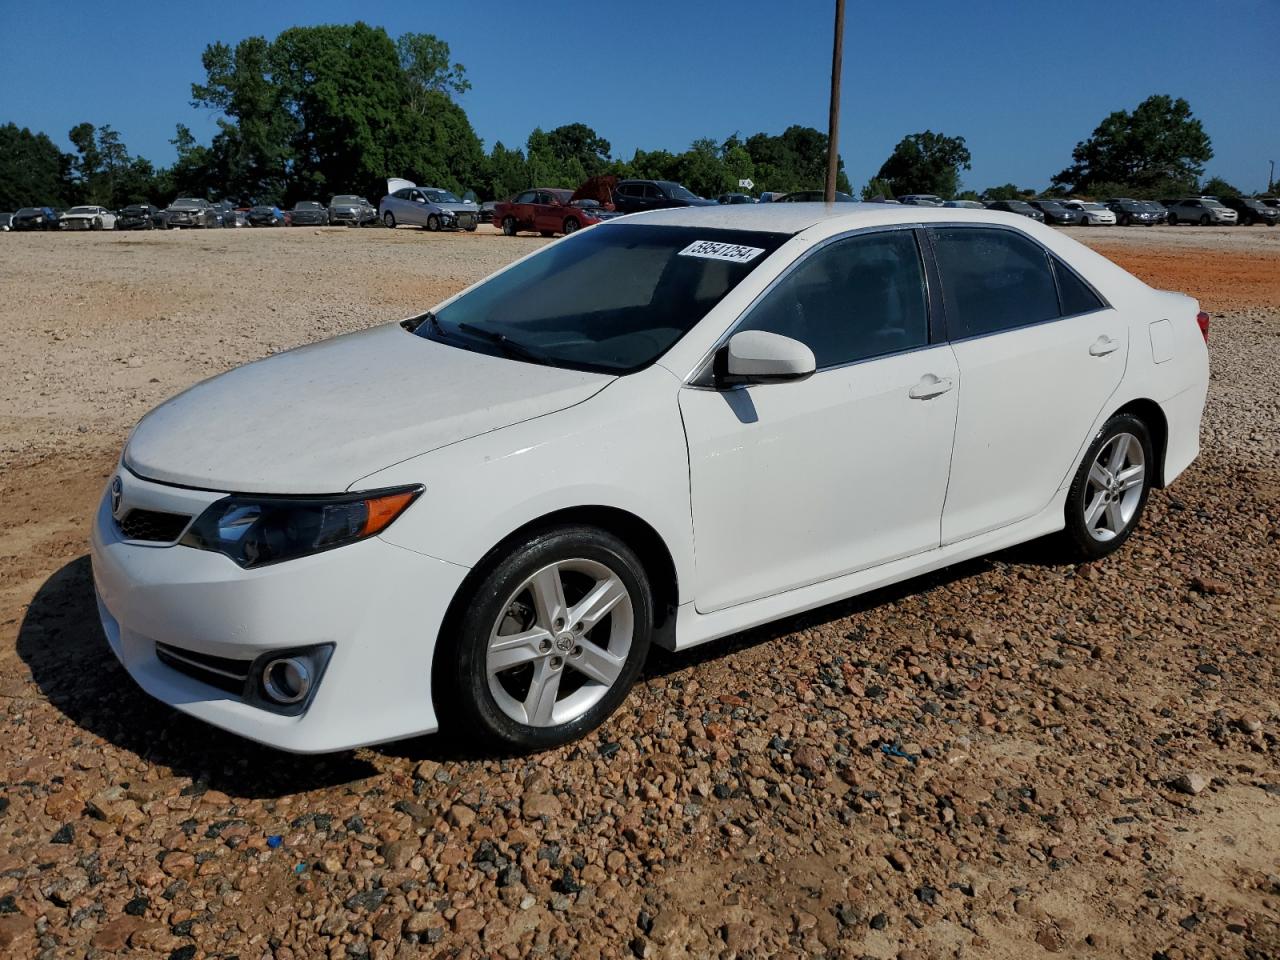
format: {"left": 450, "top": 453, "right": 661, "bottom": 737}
{"left": 930, "top": 226, "right": 1060, "bottom": 338}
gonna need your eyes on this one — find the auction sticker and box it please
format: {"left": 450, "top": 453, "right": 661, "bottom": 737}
{"left": 678, "top": 240, "right": 766, "bottom": 264}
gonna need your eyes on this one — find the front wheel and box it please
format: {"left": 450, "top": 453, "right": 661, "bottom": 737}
{"left": 1060, "top": 414, "right": 1153, "bottom": 561}
{"left": 1167, "top": 214, "right": 1177, "bottom": 226}
{"left": 441, "top": 526, "right": 653, "bottom": 750}
{"left": 501, "top": 216, "right": 517, "bottom": 237}
{"left": 426, "top": 214, "right": 440, "bottom": 232}
{"left": 1199, "top": 214, "right": 1211, "bottom": 226}
{"left": 562, "top": 218, "right": 580, "bottom": 235}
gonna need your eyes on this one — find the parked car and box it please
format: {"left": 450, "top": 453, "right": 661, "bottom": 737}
{"left": 1028, "top": 200, "right": 1084, "bottom": 226}
{"left": 325, "top": 195, "right": 376, "bottom": 227}
{"left": 246, "top": 205, "right": 286, "bottom": 227}
{"left": 116, "top": 204, "right": 165, "bottom": 230}
{"left": 942, "top": 200, "right": 985, "bottom": 209}
{"left": 1061, "top": 201, "right": 1117, "bottom": 226}
{"left": 776, "top": 190, "right": 856, "bottom": 202}
{"left": 1259, "top": 197, "right": 1280, "bottom": 210}
{"left": 757, "top": 191, "right": 787, "bottom": 203}
{"left": 12, "top": 206, "right": 58, "bottom": 231}
{"left": 716, "top": 193, "right": 756, "bottom": 204}
{"left": 985, "top": 199, "right": 1046, "bottom": 222}
{"left": 59, "top": 205, "right": 117, "bottom": 231}
{"left": 898, "top": 194, "right": 944, "bottom": 206}
{"left": 380, "top": 179, "right": 480, "bottom": 231}
{"left": 163, "top": 198, "right": 218, "bottom": 229}
{"left": 493, "top": 188, "right": 617, "bottom": 237}
{"left": 289, "top": 201, "right": 329, "bottom": 227}
{"left": 1219, "top": 196, "right": 1278, "bottom": 226}
{"left": 1104, "top": 199, "right": 1162, "bottom": 226}
{"left": 477, "top": 201, "right": 498, "bottom": 225}
{"left": 1165, "top": 197, "right": 1238, "bottom": 226}
{"left": 0, "top": 212, "right": 11, "bottom": 231}
{"left": 92, "top": 203, "right": 1207, "bottom": 753}
{"left": 611, "top": 179, "right": 715, "bottom": 214}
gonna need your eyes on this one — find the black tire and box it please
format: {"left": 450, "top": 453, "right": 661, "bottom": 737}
{"left": 1119, "top": 214, "right": 1130, "bottom": 226}
{"left": 502, "top": 216, "right": 517, "bottom": 237}
{"left": 439, "top": 525, "right": 653, "bottom": 751}
{"left": 383, "top": 211, "right": 396, "bottom": 229}
{"left": 1199, "top": 213, "right": 1210, "bottom": 226}
{"left": 90, "top": 218, "right": 102, "bottom": 231}
{"left": 562, "top": 218, "right": 580, "bottom": 235}
{"left": 426, "top": 214, "right": 440, "bottom": 232}
{"left": 1060, "top": 413, "right": 1154, "bottom": 562}
{"left": 465, "top": 223, "right": 477, "bottom": 232}
{"left": 1167, "top": 214, "right": 1177, "bottom": 226}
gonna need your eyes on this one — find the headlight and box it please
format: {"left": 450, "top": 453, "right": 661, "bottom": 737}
{"left": 180, "top": 485, "right": 421, "bottom": 568}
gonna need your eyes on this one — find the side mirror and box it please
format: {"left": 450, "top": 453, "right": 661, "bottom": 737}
{"left": 714, "top": 331, "right": 816, "bottom": 387}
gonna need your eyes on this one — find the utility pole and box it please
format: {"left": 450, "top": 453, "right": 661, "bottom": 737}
{"left": 824, "top": 0, "right": 846, "bottom": 203}
{"left": 1269, "top": 159, "right": 1275, "bottom": 194}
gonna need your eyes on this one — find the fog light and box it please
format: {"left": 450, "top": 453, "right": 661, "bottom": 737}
{"left": 262, "top": 657, "right": 311, "bottom": 704}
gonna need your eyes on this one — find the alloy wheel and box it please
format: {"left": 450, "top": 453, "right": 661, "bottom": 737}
{"left": 383, "top": 212, "right": 396, "bottom": 228}
{"left": 485, "top": 559, "right": 633, "bottom": 727}
{"left": 1083, "top": 432, "right": 1146, "bottom": 542}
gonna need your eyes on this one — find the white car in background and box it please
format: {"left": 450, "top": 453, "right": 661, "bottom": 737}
{"left": 1063, "top": 200, "right": 1117, "bottom": 226}
{"left": 92, "top": 204, "right": 1208, "bottom": 753}
{"left": 59, "top": 205, "right": 117, "bottom": 231}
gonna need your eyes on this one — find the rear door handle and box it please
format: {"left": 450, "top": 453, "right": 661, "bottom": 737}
{"left": 908, "top": 374, "right": 954, "bottom": 400}
{"left": 1089, "top": 335, "right": 1119, "bottom": 357}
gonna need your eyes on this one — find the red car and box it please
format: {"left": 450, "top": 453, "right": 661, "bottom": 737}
{"left": 492, "top": 188, "right": 615, "bottom": 237}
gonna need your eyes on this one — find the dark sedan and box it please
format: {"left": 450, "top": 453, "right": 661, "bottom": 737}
{"left": 716, "top": 193, "right": 756, "bottom": 204}
{"left": 116, "top": 204, "right": 166, "bottom": 230}
{"left": 1220, "top": 196, "right": 1279, "bottom": 226}
{"left": 985, "top": 199, "right": 1046, "bottom": 222}
{"left": 776, "top": 190, "right": 857, "bottom": 202}
{"left": 1028, "top": 200, "right": 1084, "bottom": 225}
{"left": 289, "top": 201, "right": 329, "bottom": 226}
{"left": 1105, "top": 199, "right": 1164, "bottom": 226}
{"left": 246, "top": 205, "right": 286, "bottom": 227}
{"left": 12, "top": 206, "right": 58, "bottom": 231}
{"left": 610, "top": 180, "right": 716, "bottom": 214}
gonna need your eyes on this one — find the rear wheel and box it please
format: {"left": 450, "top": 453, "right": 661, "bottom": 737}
{"left": 383, "top": 211, "right": 396, "bottom": 228}
{"left": 1060, "top": 414, "right": 1153, "bottom": 561}
{"left": 441, "top": 526, "right": 653, "bottom": 750}
{"left": 501, "top": 216, "right": 517, "bottom": 236}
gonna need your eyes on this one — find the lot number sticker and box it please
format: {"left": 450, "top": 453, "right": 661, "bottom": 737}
{"left": 678, "top": 240, "right": 766, "bottom": 264}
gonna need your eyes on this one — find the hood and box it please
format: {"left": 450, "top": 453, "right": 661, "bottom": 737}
{"left": 125, "top": 324, "right": 614, "bottom": 494}
{"left": 685, "top": 197, "right": 718, "bottom": 206}
{"left": 571, "top": 175, "right": 617, "bottom": 208}
{"left": 387, "top": 178, "right": 416, "bottom": 194}
{"left": 437, "top": 202, "right": 479, "bottom": 214}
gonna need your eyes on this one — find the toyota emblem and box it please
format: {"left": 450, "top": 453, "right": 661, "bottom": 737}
{"left": 110, "top": 475, "right": 123, "bottom": 517}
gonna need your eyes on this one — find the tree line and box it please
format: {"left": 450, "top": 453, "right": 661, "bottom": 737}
{"left": 0, "top": 20, "right": 1247, "bottom": 212}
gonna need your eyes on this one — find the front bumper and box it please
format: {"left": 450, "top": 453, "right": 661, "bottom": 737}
{"left": 90, "top": 468, "right": 470, "bottom": 753}
{"left": 61, "top": 219, "right": 94, "bottom": 230}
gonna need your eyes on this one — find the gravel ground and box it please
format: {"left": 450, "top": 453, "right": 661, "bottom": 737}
{"left": 0, "top": 226, "right": 1277, "bottom": 960}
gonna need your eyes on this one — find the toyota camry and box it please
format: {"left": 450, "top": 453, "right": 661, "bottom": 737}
{"left": 91, "top": 204, "right": 1208, "bottom": 753}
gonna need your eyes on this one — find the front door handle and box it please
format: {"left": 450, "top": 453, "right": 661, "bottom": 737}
{"left": 908, "top": 374, "right": 954, "bottom": 400}
{"left": 1089, "top": 335, "right": 1119, "bottom": 357}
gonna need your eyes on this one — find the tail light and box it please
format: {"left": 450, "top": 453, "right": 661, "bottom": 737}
{"left": 1196, "top": 311, "right": 1210, "bottom": 343}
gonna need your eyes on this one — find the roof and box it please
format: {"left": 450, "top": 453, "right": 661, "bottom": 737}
{"left": 605, "top": 202, "right": 1043, "bottom": 235}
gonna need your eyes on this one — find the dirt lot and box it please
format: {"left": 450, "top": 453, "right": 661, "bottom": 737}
{"left": 0, "top": 225, "right": 1277, "bottom": 960}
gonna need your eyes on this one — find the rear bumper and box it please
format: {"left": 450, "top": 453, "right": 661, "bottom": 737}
{"left": 89, "top": 469, "right": 470, "bottom": 753}
{"left": 1161, "top": 381, "right": 1207, "bottom": 486}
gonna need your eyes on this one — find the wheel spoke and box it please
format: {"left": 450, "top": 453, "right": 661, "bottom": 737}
{"left": 523, "top": 658, "right": 562, "bottom": 725}
{"left": 1084, "top": 491, "right": 1107, "bottom": 528}
{"left": 1108, "top": 434, "right": 1131, "bottom": 474}
{"left": 1116, "top": 464, "right": 1145, "bottom": 490}
{"left": 488, "top": 628, "right": 550, "bottom": 674}
{"left": 571, "top": 641, "right": 626, "bottom": 686}
{"left": 529, "top": 566, "right": 568, "bottom": 631}
{"left": 1105, "top": 499, "right": 1126, "bottom": 533}
{"left": 569, "top": 575, "right": 628, "bottom": 633}
{"left": 1088, "top": 461, "right": 1113, "bottom": 491}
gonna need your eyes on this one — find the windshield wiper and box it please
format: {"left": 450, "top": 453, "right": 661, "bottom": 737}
{"left": 456, "top": 322, "right": 551, "bottom": 365}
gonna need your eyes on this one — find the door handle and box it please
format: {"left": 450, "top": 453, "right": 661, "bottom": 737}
{"left": 1089, "top": 335, "right": 1119, "bottom": 357}
{"left": 908, "top": 374, "right": 953, "bottom": 400}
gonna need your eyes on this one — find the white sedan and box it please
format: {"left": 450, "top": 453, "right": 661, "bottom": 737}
{"left": 91, "top": 204, "right": 1208, "bottom": 752}
{"left": 59, "top": 205, "right": 117, "bottom": 231}
{"left": 1063, "top": 200, "right": 1117, "bottom": 226}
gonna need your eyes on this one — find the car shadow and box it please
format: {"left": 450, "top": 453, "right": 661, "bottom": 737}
{"left": 15, "top": 556, "right": 378, "bottom": 798}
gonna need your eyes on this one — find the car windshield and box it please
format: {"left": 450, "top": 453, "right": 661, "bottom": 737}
{"left": 416, "top": 224, "right": 790, "bottom": 374}
{"left": 296, "top": 202, "right": 324, "bottom": 210}
{"left": 1005, "top": 201, "right": 1032, "bottom": 210}
{"left": 170, "top": 199, "right": 202, "bottom": 210}
{"left": 250, "top": 206, "right": 275, "bottom": 213}
{"left": 68, "top": 207, "right": 97, "bottom": 215}
{"left": 1203, "top": 199, "right": 1226, "bottom": 208}
{"left": 331, "top": 196, "right": 364, "bottom": 204}
{"left": 663, "top": 183, "right": 698, "bottom": 200}
{"left": 1038, "top": 201, "right": 1064, "bottom": 209}
{"left": 424, "top": 190, "right": 460, "bottom": 203}
{"left": 16, "top": 207, "right": 42, "bottom": 216}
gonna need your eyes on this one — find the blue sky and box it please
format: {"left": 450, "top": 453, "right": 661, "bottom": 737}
{"left": 2, "top": 0, "right": 1277, "bottom": 192}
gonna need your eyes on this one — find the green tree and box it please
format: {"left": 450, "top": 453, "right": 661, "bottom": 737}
{"left": 742, "top": 126, "right": 849, "bottom": 194}
{"left": 67, "top": 122, "right": 101, "bottom": 202}
{"left": 674, "top": 137, "right": 730, "bottom": 198}
{"left": 874, "top": 130, "right": 971, "bottom": 198}
{"left": 1199, "top": 175, "right": 1239, "bottom": 197}
{"left": 0, "top": 123, "right": 72, "bottom": 209}
{"left": 396, "top": 32, "right": 470, "bottom": 112}
{"left": 981, "top": 183, "right": 1028, "bottom": 201}
{"left": 541, "top": 123, "right": 611, "bottom": 179}
{"left": 1051, "top": 95, "right": 1212, "bottom": 194}
{"left": 484, "top": 141, "right": 529, "bottom": 200}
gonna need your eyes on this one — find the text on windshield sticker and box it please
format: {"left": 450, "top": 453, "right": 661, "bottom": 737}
{"left": 678, "top": 240, "right": 766, "bottom": 264}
